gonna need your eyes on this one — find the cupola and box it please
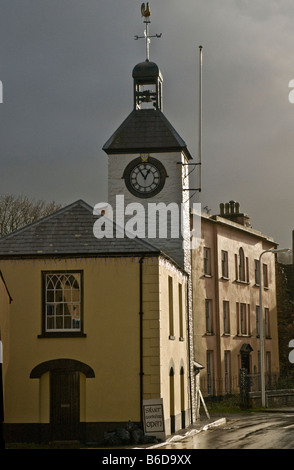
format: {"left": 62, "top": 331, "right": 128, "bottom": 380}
{"left": 132, "top": 60, "right": 163, "bottom": 110}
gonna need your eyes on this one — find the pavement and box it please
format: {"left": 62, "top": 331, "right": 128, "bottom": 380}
{"left": 133, "top": 416, "right": 227, "bottom": 449}
{"left": 136, "top": 406, "right": 294, "bottom": 449}
{"left": 259, "top": 407, "right": 294, "bottom": 413}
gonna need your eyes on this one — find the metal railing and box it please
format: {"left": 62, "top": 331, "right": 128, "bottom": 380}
{"left": 200, "top": 371, "right": 294, "bottom": 397}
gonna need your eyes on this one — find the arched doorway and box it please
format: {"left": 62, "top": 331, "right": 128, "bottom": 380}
{"left": 240, "top": 344, "right": 253, "bottom": 373}
{"left": 30, "top": 359, "right": 95, "bottom": 441}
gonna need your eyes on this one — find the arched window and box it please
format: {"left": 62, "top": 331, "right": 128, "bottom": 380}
{"left": 41, "top": 271, "right": 85, "bottom": 336}
{"left": 169, "top": 367, "right": 175, "bottom": 434}
{"left": 180, "top": 366, "right": 185, "bottom": 429}
{"left": 238, "top": 248, "right": 245, "bottom": 281}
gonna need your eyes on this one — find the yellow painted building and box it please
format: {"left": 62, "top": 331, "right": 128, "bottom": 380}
{"left": 0, "top": 200, "right": 191, "bottom": 443}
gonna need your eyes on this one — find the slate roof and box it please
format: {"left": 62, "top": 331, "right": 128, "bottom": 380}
{"left": 102, "top": 109, "right": 193, "bottom": 160}
{"left": 0, "top": 200, "right": 160, "bottom": 257}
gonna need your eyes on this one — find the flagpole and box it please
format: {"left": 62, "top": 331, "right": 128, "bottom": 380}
{"left": 198, "top": 45, "right": 203, "bottom": 192}
{"left": 145, "top": 19, "right": 150, "bottom": 61}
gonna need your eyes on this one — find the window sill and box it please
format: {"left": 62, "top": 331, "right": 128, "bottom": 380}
{"left": 236, "top": 334, "right": 252, "bottom": 338}
{"left": 220, "top": 276, "right": 230, "bottom": 281}
{"left": 169, "top": 335, "right": 175, "bottom": 340}
{"left": 205, "top": 332, "right": 214, "bottom": 336}
{"left": 222, "top": 333, "right": 231, "bottom": 336}
{"left": 255, "top": 283, "right": 270, "bottom": 290}
{"left": 38, "top": 332, "right": 87, "bottom": 338}
{"left": 202, "top": 274, "right": 213, "bottom": 279}
{"left": 179, "top": 337, "right": 185, "bottom": 342}
{"left": 233, "top": 280, "right": 250, "bottom": 285}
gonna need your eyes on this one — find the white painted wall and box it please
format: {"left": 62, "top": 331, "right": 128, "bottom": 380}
{"left": 107, "top": 151, "right": 190, "bottom": 268}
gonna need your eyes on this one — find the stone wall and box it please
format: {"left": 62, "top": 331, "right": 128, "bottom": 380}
{"left": 249, "top": 389, "right": 294, "bottom": 408}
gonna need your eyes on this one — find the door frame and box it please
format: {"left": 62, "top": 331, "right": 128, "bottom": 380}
{"left": 30, "top": 359, "right": 95, "bottom": 442}
{"left": 50, "top": 369, "right": 80, "bottom": 441}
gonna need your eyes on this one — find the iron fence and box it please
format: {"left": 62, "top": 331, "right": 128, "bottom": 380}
{"left": 200, "top": 371, "right": 294, "bottom": 397}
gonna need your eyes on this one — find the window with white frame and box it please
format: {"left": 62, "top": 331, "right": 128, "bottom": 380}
{"left": 42, "top": 271, "right": 83, "bottom": 335}
{"left": 224, "top": 350, "right": 231, "bottom": 394}
{"left": 263, "top": 263, "right": 269, "bottom": 288}
{"left": 237, "top": 302, "right": 250, "bottom": 336}
{"left": 168, "top": 276, "right": 175, "bottom": 339}
{"left": 240, "top": 303, "right": 247, "bottom": 334}
{"left": 265, "top": 307, "right": 270, "bottom": 337}
{"left": 266, "top": 351, "right": 271, "bottom": 375}
{"left": 235, "top": 248, "right": 249, "bottom": 282}
{"left": 256, "top": 305, "right": 260, "bottom": 336}
{"left": 254, "top": 260, "right": 260, "bottom": 285}
{"left": 221, "top": 250, "right": 229, "bottom": 278}
{"left": 205, "top": 299, "right": 213, "bottom": 333}
{"left": 178, "top": 283, "right": 184, "bottom": 340}
{"left": 204, "top": 247, "right": 211, "bottom": 275}
{"left": 206, "top": 350, "right": 214, "bottom": 396}
{"left": 223, "top": 300, "right": 230, "bottom": 334}
{"left": 238, "top": 248, "right": 245, "bottom": 281}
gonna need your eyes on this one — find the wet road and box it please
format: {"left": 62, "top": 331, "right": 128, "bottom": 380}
{"left": 159, "top": 412, "right": 294, "bottom": 449}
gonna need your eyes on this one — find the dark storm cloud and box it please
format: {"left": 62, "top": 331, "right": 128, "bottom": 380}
{"left": 0, "top": 0, "right": 294, "bottom": 250}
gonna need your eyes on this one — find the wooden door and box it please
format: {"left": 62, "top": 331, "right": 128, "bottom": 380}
{"left": 50, "top": 370, "right": 80, "bottom": 441}
{"left": 241, "top": 351, "right": 250, "bottom": 373}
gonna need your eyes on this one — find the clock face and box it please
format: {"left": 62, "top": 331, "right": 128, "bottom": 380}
{"left": 123, "top": 157, "right": 166, "bottom": 198}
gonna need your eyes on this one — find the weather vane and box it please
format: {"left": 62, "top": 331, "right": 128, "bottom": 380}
{"left": 134, "top": 3, "right": 162, "bottom": 61}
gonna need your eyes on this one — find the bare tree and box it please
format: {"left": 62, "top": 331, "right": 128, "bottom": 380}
{"left": 0, "top": 194, "right": 63, "bottom": 237}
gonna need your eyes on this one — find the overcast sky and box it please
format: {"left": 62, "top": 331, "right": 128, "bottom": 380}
{"left": 0, "top": 0, "right": 294, "bottom": 250}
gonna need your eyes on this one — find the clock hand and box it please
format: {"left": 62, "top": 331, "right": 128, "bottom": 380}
{"left": 138, "top": 169, "right": 145, "bottom": 178}
{"left": 144, "top": 168, "right": 151, "bottom": 180}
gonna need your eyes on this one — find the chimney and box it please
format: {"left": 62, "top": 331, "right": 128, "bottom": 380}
{"left": 218, "top": 201, "right": 251, "bottom": 227}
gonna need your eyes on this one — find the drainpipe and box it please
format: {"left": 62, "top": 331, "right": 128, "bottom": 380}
{"left": 139, "top": 256, "right": 145, "bottom": 424}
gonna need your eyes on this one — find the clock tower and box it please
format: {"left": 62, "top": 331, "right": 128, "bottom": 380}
{"left": 102, "top": 4, "right": 198, "bottom": 424}
{"left": 102, "top": 8, "right": 194, "bottom": 270}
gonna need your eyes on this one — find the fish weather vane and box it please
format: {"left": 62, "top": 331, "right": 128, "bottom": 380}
{"left": 134, "top": 3, "right": 162, "bottom": 61}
